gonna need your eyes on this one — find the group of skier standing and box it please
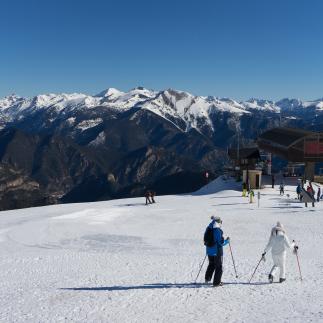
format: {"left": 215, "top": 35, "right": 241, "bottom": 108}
{"left": 144, "top": 190, "right": 156, "bottom": 205}
{"left": 202, "top": 177, "right": 308, "bottom": 287}
{"left": 296, "top": 181, "right": 321, "bottom": 207}
{"left": 203, "top": 216, "right": 298, "bottom": 287}
{"left": 271, "top": 175, "right": 321, "bottom": 207}
{"left": 241, "top": 182, "right": 255, "bottom": 202}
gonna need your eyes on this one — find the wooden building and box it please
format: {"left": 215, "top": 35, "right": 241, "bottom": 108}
{"left": 228, "top": 147, "right": 261, "bottom": 171}
{"left": 257, "top": 127, "right": 323, "bottom": 181}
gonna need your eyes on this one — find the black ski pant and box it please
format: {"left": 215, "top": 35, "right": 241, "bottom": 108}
{"left": 145, "top": 197, "right": 152, "bottom": 205}
{"left": 305, "top": 201, "right": 315, "bottom": 207}
{"left": 205, "top": 255, "right": 223, "bottom": 285}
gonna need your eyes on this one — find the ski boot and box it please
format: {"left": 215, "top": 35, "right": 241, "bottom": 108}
{"left": 268, "top": 274, "right": 274, "bottom": 283}
{"left": 279, "top": 278, "right": 286, "bottom": 283}
{"left": 205, "top": 279, "right": 211, "bottom": 284}
{"left": 213, "top": 282, "right": 223, "bottom": 287}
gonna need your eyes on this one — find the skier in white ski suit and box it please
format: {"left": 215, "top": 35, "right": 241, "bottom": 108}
{"left": 262, "top": 222, "right": 298, "bottom": 283}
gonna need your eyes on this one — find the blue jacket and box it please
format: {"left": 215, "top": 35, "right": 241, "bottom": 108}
{"left": 205, "top": 221, "right": 229, "bottom": 256}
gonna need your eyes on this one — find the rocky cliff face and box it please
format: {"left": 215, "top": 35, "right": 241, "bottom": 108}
{"left": 0, "top": 164, "right": 45, "bottom": 210}
{"left": 0, "top": 108, "right": 223, "bottom": 210}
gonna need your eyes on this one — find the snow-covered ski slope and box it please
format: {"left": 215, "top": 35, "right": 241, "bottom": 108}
{"left": 1, "top": 177, "right": 323, "bottom": 322}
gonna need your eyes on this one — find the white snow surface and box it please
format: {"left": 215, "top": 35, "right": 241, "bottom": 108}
{"left": 1, "top": 177, "right": 322, "bottom": 322}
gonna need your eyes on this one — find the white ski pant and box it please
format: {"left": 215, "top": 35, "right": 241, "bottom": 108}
{"left": 270, "top": 252, "right": 286, "bottom": 279}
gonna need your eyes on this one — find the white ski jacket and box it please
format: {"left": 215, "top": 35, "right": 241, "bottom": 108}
{"left": 264, "top": 229, "right": 295, "bottom": 255}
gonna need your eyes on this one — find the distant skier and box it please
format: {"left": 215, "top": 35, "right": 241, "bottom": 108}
{"left": 296, "top": 183, "right": 301, "bottom": 200}
{"left": 279, "top": 182, "right": 284, "bottom": 195}
{"left": 204, "top": 216, "right": 230, "bottom": 287}
{"left": 317, "top": 187, "right": 321, "bottom": 202}
{"left": 248, "top": 182, "right": 251, "bottom": 195}
{"left": 242, "top": 182, "right": 247, "bottom": 197}
{"left": 271, "top": 174, "right": 275, "bottom": 188}
{"left": 150, "top": 191, "right": 156, "bottom": 203}
{"left": 310, "top": 182, "right": 316, "bottom": 197}
{"left": 249, "top": 189, "right": 255, "bottom": 203}
{"left": 306, "top": 182, "right": 315, "bottom": 204}
{"left": 205, "top": 171, "right": 209, "bottom": 184}
{"left": 300, "top": 187, "right": 315, "bottom": 207}
{"left": 261, "top": 222, "right": 298, "bottom": 283}
{"left": 145, "top": 191, "right": 152, "bottom": 205}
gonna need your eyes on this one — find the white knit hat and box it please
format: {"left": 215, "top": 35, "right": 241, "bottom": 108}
{"left": 211, "top": 215, "right": 222, "bottom": 223}
{"left": 271, "top": 221, "right": 285, "bottom": 235}
{"left": 276, "top": 221, "right": 284, "bottom": 229}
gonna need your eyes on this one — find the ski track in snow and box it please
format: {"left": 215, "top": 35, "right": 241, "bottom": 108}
{"left": 0, "top": 179, "right": 323, "bottom": 322}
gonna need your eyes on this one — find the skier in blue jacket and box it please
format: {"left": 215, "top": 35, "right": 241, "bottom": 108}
{"left": 204, "top": 216, "right": 230, "bottom": 286}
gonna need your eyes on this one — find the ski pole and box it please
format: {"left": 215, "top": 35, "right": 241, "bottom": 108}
{"left": 295, "top": 251, "right": 303, "bottom": 281}
{"left": 293, "top": 242, "right": 303, "bottom": 281}
{"left": 249, "top": 256, "right": 264, "bottom": 283}
{"left": 228, "top": 240, "right": 238, "bottom": 278}
{"left": 194, "top": 255, "right": 207, "bottom": 284}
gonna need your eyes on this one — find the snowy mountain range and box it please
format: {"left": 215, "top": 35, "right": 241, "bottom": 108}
{"left": 1, "top": 87, "right": 323, "bottom": 136}
{"left": 1, "top": 87, "right": 323, "bottom": 210}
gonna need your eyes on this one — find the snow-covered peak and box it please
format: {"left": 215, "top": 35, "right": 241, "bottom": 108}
{"left": 98, "top": 87, "right": 157, "bottom": 110}
{"left": 28, "top": 93, "right": 100, "bottom": 112}
{"left": 303, "top": 99, "right": 323, "bottom": 109}
{"left": 314, "top": 101, "right": 323, "bottom": 110}
{"left": 138, "top": 89, "right": 249, "bottom": 133}
{"left": 31, "top": 93, "right": 59, "bottom": 106}
{"left": 95, "top": 88, "right": 124, "bottom": 99}
{"left": 210, "top": 97, "right": 247, "bottom": 114}
{"left": 161, "top": 89, "right": 194, "bottom": 114}
{"left": 128, "top": 87, "right": 156, "bottom": 99}
{"left": 275, "top": 98, "right": 303, "bottom": 111}
{"left": 151, "top": 90, "right": 247, "bottom": 116}
{"left": 0, "top": 92, "right": 102, "bottom": 121}
{"left": 243, "top": 98, "right": 280, "bottom": 112}
{"left": 1, "top": 87, "right": 323, "bottom": 134}
{"left": 0, "top": 94, "right": 24, "bottom": 110}
{"left": 275, "top": 98, "right": 323, "bottom": 111}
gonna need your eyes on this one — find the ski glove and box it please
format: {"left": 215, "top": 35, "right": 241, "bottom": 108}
{"left": 293, "top": 245, "right": 299, "bottom": 254}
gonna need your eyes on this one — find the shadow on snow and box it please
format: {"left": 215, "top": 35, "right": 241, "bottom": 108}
{"left": 113, "top": 203, "right": 146, "bottom": 207}
{"left": 60, "top": 281, "right": 272, "bottom": 292}
{"left": 212, "top": 202, "right": 250, "bottom": 206}
{"left": 268, "top": 206, "right": 303, "bottom": 209}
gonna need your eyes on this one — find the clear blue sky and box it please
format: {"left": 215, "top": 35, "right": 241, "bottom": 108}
{"left": 1, "top": 0, "right": 323, "bottom": 100}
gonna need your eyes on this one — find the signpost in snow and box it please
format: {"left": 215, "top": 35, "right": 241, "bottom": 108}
{"left": 257, "top": 191, "right": 260, "bottom": 208}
